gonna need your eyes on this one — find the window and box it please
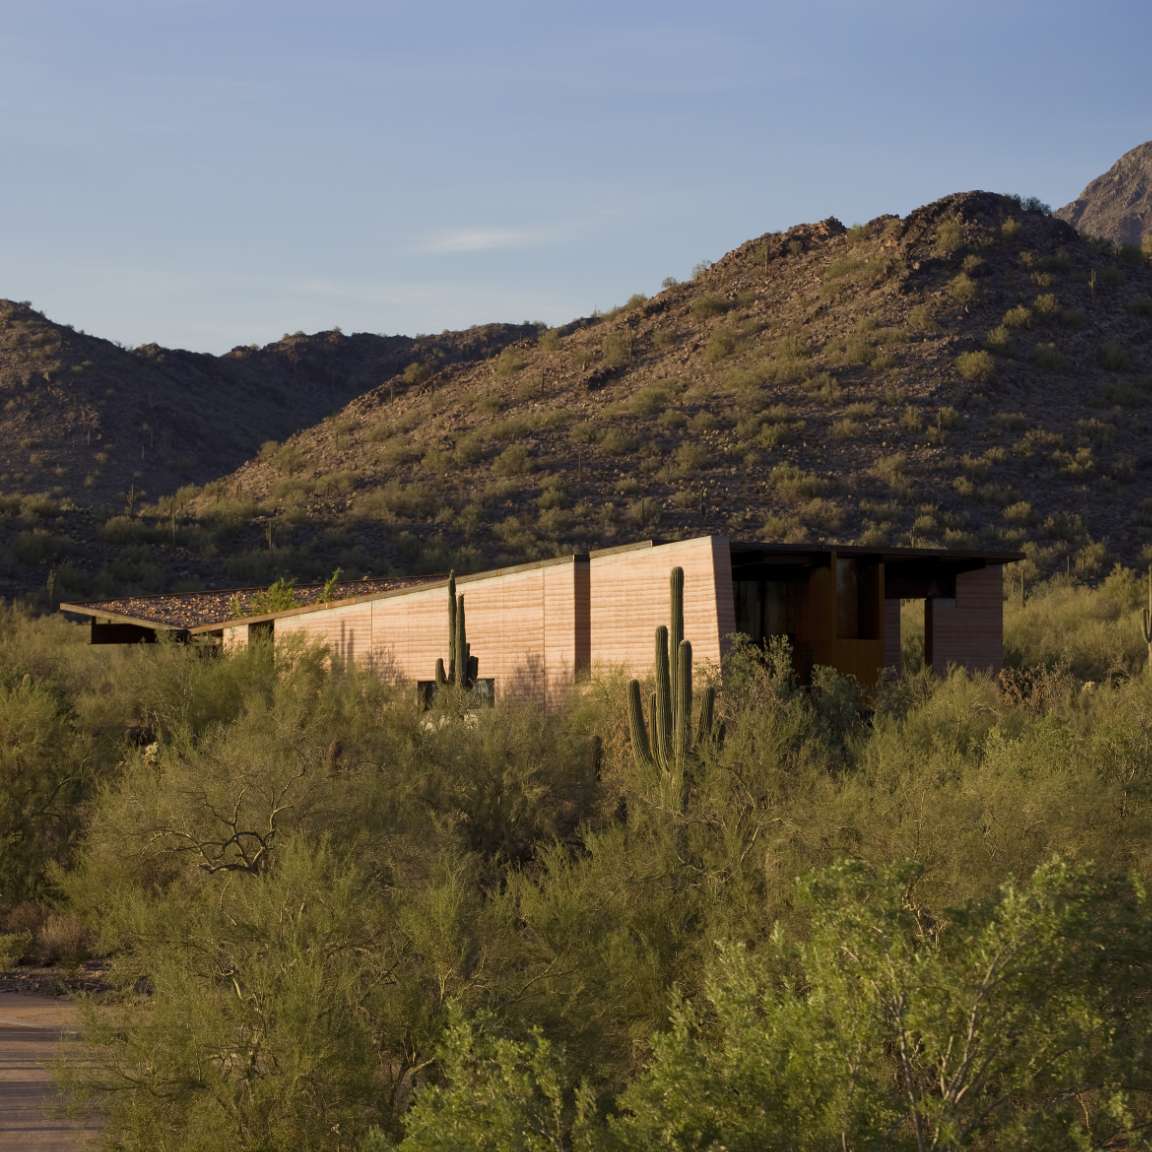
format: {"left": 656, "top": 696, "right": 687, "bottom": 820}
{"left": 248, "top": 620, "right": 274, "bottom": 645}
{"left": 417, "top": 678, "right": 496, "bottom": 709}
{"left": 734, "top": 578, "right": 803, "bottom": 644}
{"left": 836, "top": 558, "right": 879, "bottom": 639}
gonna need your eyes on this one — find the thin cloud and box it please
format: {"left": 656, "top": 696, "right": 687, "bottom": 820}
{"left": 416, "top": 226, "right": 561, "bottom": 254}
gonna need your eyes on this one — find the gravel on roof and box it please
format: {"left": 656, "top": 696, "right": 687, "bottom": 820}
{"left": 72, "top": 576, "right": 434, "bottom": 630}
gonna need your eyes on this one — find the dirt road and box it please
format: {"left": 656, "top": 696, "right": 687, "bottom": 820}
{"left": 0, "top": 994, "right": 98, "bottom": 1150}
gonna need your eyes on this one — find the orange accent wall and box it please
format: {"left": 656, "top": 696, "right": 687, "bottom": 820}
{"left": 793, "top": 553, "right": 886, "bottom": 689}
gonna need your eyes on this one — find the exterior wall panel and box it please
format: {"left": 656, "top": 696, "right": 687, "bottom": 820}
{"left": 274, "top": 557, "right": 584, "bottom": 705}
{"left": 589, "top": 537, "right": 733, "bottom": 678}
{"left": 276, "top": 602, "right": 374, "bottom": 668}
{"left": 926, "top": 566, "right": 1004, "bottom": 674}
{"left": 222, "top": 625, "right": 248, "bottom": 653}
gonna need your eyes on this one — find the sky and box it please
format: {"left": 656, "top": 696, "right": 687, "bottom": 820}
{"left": 0, "top": 0, "right": 1149, "bottom": 353}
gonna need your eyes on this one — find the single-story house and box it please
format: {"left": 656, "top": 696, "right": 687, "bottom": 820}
{"left": 61, "top": 535, "right": 1019, "bottom": 702}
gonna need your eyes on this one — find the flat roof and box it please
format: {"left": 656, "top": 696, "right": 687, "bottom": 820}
{"left": 61, "top": 536, "right": 1021, "bottom": 633}
{"left": 731, "top": 541, "right": 1023, "bottom": 564}
{"left": 61, "top": 550, "right": 586, "bottom": 632}
{"left": 60, "top": 577, "right": 427, "bottom": 631}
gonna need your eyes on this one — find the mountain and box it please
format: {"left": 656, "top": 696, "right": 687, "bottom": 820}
{"left": 1056, "top": 141, "right": 1152, "bottom": 248}
{"left": 189, "top": 190, "right": 1152, "bottom": 587}
{"left": 0, "top": 299, "right": 535, "bottom": 510}
{"left": 7, "top": 188, "right": 1152, "bottom": 604}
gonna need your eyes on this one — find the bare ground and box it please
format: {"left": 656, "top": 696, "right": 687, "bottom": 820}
{"left": 0, "top": 994, "right": 98, "bottom": 1150}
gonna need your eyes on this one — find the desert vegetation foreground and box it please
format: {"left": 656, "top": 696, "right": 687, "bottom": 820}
{"left": 2, "top": 570, "right": 1152, "bottom": 1149}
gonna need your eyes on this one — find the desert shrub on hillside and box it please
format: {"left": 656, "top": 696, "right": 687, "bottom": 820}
{"left": 689, "top": 293, "right": 729, "bottom": 319}
{"left": 955, "top": 349, "right": 994, "bottom": 382}
{"left": 947, "top": 272, "right": 978, "bottom": 305}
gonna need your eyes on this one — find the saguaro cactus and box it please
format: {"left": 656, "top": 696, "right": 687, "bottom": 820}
{"left": 435, "top": 571, "right": 480, "bottom": 690}
{"left": 627, "top": 566, "right": 717, "bottom": 774}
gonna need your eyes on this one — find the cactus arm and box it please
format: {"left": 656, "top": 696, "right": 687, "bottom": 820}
{"left": 696, "top": 684, "right": 716, "bottom": 747}
{"left": 674, "top": 639, "right": 692, "bottom": 765}
{"left": 454, "top": 595, "right": 467, "bottom": 689}
{"left": 654, "top": 625, "right": 673, "bottom": 770}
{"left": 669, "top": 567, "right": 684, "bottom": 716}
{"left": 447, "top": 572, "right": 458, "bottom": 682}
{"left": 435, "top": 657, "right": 447, "bottom": 686}
{"left": 627, "top": 679, "right": 654, "bottom": 768}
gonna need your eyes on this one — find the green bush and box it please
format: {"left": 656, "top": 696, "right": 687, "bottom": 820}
{"left": 955, "top": 349, "right": 994, "bottom": 382}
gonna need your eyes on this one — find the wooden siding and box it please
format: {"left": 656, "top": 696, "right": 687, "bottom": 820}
{"left": 274, "top": 556, "right": 586, "bottom": 704}
{"left": 589, "top": 536, "right": 733, "bottom": 678}
{"left": 926, "top": 566, "right": 1004, "bottom": 675}
{"left": 792, "top": 555, "right": 886, "bottom": 688}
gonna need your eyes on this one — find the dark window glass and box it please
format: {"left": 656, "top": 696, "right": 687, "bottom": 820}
{"left": 836, "top": 558, "right": 879, "bottom": 639}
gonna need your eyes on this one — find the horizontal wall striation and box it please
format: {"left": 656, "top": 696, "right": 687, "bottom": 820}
{"left": 589, "top": 536, "right": 733, "bottom": 679}
{"left": 926, "top": 566, "right": 1005, "bottom": 675}
{"left": 274, "top": 556, "right": 586, "bottom": 705}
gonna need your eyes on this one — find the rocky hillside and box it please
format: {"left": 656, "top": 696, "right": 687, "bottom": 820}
{"left": 8, "top": 189, "right": 1152, "bottom": 604}
{"left": 0, "top": 300, "right": 534, "bottom": 509}
{"left": 1057, "top": 141, "right": 1152, "bottom": 248}
{"left": 192, "top": 191, "right": 1152, "bottom": 586}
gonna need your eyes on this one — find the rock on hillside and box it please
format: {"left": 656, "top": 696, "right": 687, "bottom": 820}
{"left": 1057, "top": 141, "right": 1152, "bottom": 248}
{"left": 197, "top": 190, "right": 1152, "bottom": 584}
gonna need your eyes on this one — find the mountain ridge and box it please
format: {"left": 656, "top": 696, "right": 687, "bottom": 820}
{"left": 5, "top": 186, "right": 1152, "bottom": 603}
{"left": 1056, "top": 141, "right": 1152, "bottom": 248}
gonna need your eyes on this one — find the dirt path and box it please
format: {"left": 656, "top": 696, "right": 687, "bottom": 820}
{"left": 0, "top": 994, "right": 99, "bottom": 1150}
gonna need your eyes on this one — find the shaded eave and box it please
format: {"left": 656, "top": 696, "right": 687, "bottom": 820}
{"left": 59, "top": 603, "right": 186, "bottom": 633}
{"left": 730, "top": 540, "right": 1023, "bottom": 566}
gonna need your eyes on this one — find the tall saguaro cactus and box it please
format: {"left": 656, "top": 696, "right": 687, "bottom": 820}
{"left": 435, "top": 571, "right": 480, "bottom": 690}
{"left": 627, "top": 566, "right": 717, "bottom": 775}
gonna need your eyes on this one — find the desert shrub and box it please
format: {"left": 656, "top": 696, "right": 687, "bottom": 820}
{"left": 690, "top": 294, "right": 729, "bottom": 320}
{"left": 955, "top": 349, "right": 994, "bottom": 382}
{"left": 947, "top": 273, "right": 978, "bottom": 305}
{"left": 1004, "top": 566, "right": 1145, "bottom": 678}
{"left": 986, "top": 324, "right": 1012, "bottom": 352}
{"left": 600, "top": 332, "right": 633, "bottom": 370}
{"left": 5, "top": 564, "right": 1152, "bottom": 1150}
{"left": 769, "top": 464, "right": 826, "bottom": 502}
{"left": 494, "top": 346, "right": 529, "bottom": 377}
{"left": 935, "top": 216, "right": 963, "bottom": 258}
{"left": 0, "top": 676, "right": 91, "bottom": 909}
{"left": 616, "top": 860, "right": 1152, "bottom": 1152}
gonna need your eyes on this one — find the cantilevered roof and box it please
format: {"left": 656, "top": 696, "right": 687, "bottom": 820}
{"left": 730, "top": 541, "right": 1023, "bottom": 564}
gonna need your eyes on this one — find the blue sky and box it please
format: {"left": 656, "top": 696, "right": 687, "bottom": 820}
{"left": 1, "top": 0, "right": 1148, "bottom": 352}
